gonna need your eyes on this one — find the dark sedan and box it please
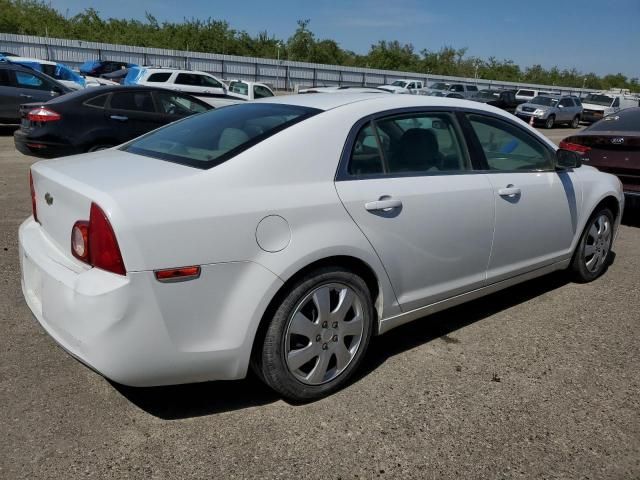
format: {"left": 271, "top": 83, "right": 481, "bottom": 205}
{"left": 472, "top": 89, "right": 521, "bottom": 113}
{"left": 14, "top": 86, "right": 212, "bottom": 158}
{"left": 560, "top": 107, "right": 640, "bottom": 207}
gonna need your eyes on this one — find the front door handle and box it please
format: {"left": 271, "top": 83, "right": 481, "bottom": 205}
{"left": 19, "top": 94, "right": 32, "bottom": 99}
{"left": 110, "top": 115, "right": 128, "bottom": 122}
{"left": 365, "top": 198, "right": 403, "bottom": 212}
{"left": 498, "top": 184, "right": 521, "bottom": 197}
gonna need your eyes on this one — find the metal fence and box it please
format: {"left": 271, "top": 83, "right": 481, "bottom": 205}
{"left": 0, "top": 32, "right": 595, "bottom": 95}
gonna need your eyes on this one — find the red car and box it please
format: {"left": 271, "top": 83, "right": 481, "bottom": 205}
{"left": 560, "top": 107, "right": 640, "bottom": 208}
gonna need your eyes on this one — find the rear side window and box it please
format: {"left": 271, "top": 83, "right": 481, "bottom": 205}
{"left": 110, "top": 91, "right": 155, "bottom": 112}
{"left": 254, "top": 85, "right": 274, "bottom": 98}
{"left": 559, "top": 98, "right": 574, "bottom": 107}
{"left": 123, "top": 103, "right": 320, "bottom": 169}
{"left": 467, "top": 114, "right": 553, "bottom": 171}
{"left": 84, "top": 93, "right": 108, "bottom": 108}
{"left": 154, "top": 91, "right": 209, "bottom": 115}
{"left": 467, "top": 86, "right": 478, "bottom": 92}
{"left": 176, "top": 73, "right": 223, "bottom": 88}
{"left": 147, "top": 72, "right": 171, "bottom": 83}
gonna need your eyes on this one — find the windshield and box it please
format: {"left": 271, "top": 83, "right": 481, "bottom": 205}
{"left": 477, "top": 90, "right": 499, "bottom": 99}
{"left": 391, "top": 80, "right": 408, "bottom": 87}
{"left": 530, "top": 96, "right": 559, "bottom": 107}
{"left": 123, "top": 103, "right": 320, "bottom": 169}
{"left": 583, "top": 94, "right": 614, "bottom": 107}
{"left": 430, "top": 82, "right": 448, "bottom": 90}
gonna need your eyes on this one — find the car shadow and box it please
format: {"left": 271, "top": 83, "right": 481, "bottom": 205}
{"left": 0, "top": 125, "right": 18, "bottom": 136}
{"left": 622, "top": 204, "right": 639, "bottom": 227}
{"left": 114, "top": 271, "right": 573, "bottom": 420}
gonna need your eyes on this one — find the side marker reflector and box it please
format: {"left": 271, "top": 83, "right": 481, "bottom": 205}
{"left": 154, "top": 266, "right": 201, "bottom": 283}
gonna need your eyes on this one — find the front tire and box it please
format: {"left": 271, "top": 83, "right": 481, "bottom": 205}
{"left": 255, "top": 267, "right": 374, "bottom": 402}
{"left": 570, "top": 207, "right": 614, "bottom": 283}
{"left": 545, "top": 115, "right": 555, "bottom": 129}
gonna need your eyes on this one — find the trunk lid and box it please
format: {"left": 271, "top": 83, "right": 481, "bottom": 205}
{"left": 30, "top": 149, "right": 200, "bottom": 268}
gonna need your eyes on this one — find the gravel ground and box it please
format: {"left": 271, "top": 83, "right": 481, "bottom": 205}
{"left": 0, "top": 126, "right": 638, "bottom": 480}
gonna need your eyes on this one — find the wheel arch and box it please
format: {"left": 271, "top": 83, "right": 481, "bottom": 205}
{"left": 249, "top": 255, "right": 383, "bottom": 369}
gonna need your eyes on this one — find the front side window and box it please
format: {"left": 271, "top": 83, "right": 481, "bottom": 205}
{"left": 15, "top": 71, "right": 51, "bottom": 90}
{"left": 0, "top": 69, "right": 11, "bottom": 86}
{"left": 518, "top": 90, "right": 534, "bottom": 97}
{"left": 451, "top": 85, "right": 464, "bottom": 92}
{"left": 467, "top": 114, "right": 553, "bottom": 171}
{"left": 109, "top": 91, "right": 155, "bottom": 112}
{"left": 612, "top": 97, "right": 620, "bottom": 108}
{"left": 123, "top": 103, "right": 319, "bottom": 169}
{"left": 154, "top": 91, "right": 208, "bottom": 115}
{"left": 347, "top": 112, "right": 469, "bottom": 176}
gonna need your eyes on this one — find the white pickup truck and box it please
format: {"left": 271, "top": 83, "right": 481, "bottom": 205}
{"left": 580, "top": 90, "right": 639, "bottom": 124}
{"left": 378, "top": 79, "right": 426, "bottom": 94}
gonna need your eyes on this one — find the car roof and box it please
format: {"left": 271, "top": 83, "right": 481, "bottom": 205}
{"left": 6, "top": 56, "right": 57, "bottom": 65}
{"left": 46, "top": 85, "right": 205, "bottom": 102}
{"left": 257, "top": 92, "right": 509, "bottom": 113}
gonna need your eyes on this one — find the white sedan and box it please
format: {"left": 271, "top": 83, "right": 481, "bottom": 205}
{"left": 20, "top": 94, "right": 624, "bottom": 401}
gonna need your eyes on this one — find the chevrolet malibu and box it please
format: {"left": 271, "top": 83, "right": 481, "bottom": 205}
{"left": 20, "top": 94, "right": 624, "bottom": 401}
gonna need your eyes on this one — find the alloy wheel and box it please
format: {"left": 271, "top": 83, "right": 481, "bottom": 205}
{"left": 583, "top": 214, "right": 612, "bottom": 273}
{"left": 284, "top": 283, "right": 365, "bottom": 385}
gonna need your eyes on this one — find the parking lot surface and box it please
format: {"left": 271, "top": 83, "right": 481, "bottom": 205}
{"left": 1, "top": 126, "right": 639, "bottom": 479}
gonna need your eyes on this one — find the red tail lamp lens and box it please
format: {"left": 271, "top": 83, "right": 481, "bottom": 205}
{"left": 559, "top": 140, "right": 591, "bottom": 154}
{"left": 27, "top": 107, "right": 61, "bottom": 122}
{"left": 70, "top": 203, "right": 126, "bottom": 276}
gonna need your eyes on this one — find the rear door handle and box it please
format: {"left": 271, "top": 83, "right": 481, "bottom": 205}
{"left": 19, "top": 94, "right": 32, "bottom": 99}
{"left": 110, "top": 115, "right": 128, "bottom": 122}
{"left": 365, "top": 198, "right": 402, "bottom": 211}
{"left": 498, "top": 185, "right": 521, "bottom": 197}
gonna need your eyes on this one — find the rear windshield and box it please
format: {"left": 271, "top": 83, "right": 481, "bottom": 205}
{"left": 587, "top": 108, "right": 640, "bottom": 132}
{"left": 531, "top": 96, "right": 559, "bottom": 107}
{"left": 123, "top": 103, "right": 320, "bottom": 169}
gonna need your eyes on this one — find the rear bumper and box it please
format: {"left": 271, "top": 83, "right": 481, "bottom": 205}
{"left": 19, "top": 217, "right": 283, "bottom": 387}
{"left": 14, "top": 130, "right": 79, "bottom": 158}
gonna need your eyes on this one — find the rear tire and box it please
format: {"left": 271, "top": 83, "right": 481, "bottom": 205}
{"left": 255, "top": 266, "right": 374, "bottom": 402}
{"left": 545, "top": 115, "right": 555, "bottom": 129}
{"left": 571, "top": 115, "right": 580, "bottom": 128}
{"left": 570, "top": 207, "right": 614, "bottom": 283}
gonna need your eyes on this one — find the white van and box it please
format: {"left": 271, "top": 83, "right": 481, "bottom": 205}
{"left": 515, "top": 88, "right": 551, "bottom": 102}
{"left": 580, "top": 91, "right": 639, "bottom": 123}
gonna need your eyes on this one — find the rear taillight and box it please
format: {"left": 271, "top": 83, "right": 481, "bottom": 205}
{"left": 559, "top": 140, "right": 591, "bottom": 154}
{"left": 27, "top": 107, "right": 61, "bottom": 123}
{"left": 29, "top": 170, "right": 38, "bottom": 223}
{"left": 70, "top": 203, "right": 126, "bottom": 275}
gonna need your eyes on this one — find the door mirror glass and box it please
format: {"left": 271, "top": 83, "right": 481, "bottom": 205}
{"left": 556, "top": 149, "right": 582, "bottom": 169}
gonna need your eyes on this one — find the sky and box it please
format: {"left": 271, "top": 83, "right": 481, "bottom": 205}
{"left": 49, "top": 0, "right": 640, "bottom": 78}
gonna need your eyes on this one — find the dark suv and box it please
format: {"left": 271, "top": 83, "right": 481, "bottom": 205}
{"left": 0, "top": 63, "right": 70, "bottom": 124}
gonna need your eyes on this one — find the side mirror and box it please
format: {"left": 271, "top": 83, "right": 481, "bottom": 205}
{"left": 556, "top": 148, "right": 582, "bottom": 169}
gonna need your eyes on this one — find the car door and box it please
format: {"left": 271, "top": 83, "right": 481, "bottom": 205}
{"left": 557, "top": 98, "right": 574, "bottom": 122}
{"left": 105, "top": 90, "right": 165, "bottom": 143}
{"left": 0, "top": 67, "right": 17, "bottom": 121}
{"left": 335, "top": 111, "right": 495, "bottom": 312}
{"left": 11, "top": 69, "right": 62, "bottom": 109}
{"left": 463, "top": 112, "right": 580, "bottom": 284}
